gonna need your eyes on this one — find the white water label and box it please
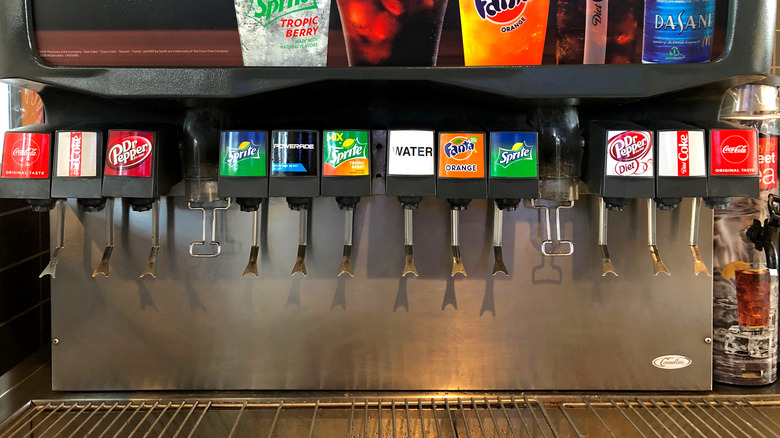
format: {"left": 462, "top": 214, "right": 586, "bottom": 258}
{"left": 234, "top": 0, "right": 331, "bottom": 66}
{"left": 657, "top": 130, "right": 706, "bottom": 177}
{"left": 387, "top": 130, "right": 435, "bottom": 176}
{"left": 583, "top": 0, "right": 608, "bottom": 64}
{"left": 56, "top": 131, "right": 98, "bottom": 177}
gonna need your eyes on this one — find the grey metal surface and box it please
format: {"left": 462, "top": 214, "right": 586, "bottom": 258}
{"left": 6, "top": 395, "right": 780, "bottom": 438}
{"left": 51, "top": 195, "right": 713, "bottom": 391}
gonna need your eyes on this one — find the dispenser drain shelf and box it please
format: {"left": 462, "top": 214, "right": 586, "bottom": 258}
{"left": 3, "top": 395, "right": 780, "bottom": 437}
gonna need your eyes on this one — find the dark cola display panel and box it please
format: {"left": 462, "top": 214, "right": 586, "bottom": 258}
{"left": 30, "top": 0, "right": 728, "bottom": 67}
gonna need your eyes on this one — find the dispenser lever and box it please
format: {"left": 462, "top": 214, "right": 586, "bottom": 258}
{"left": 243, "top": 209, "right": 260, "bottom": 277}
{"left": 528, "top": 199, "right": 574, "bottom": 257}
{"left": 40, "top": 199, "right": 66, "bottom": 278}
{"left": 291, "top": 207, "right": 308, "bottom": 276}
{"left": 402, "top": 207, "right": 418, "bottom": 277}
{"left": 648, "top": 199, "right": 671, "bottom": 276}
{"left": 188, "top": 199, "right": 231, "bottom": 258}
{"left": 450, "top": 209, "right": 467, "bottom": 277}
{"left": 338, "top": 208, "right": 355, "bottom": 277}
{"left": 92, "top": 198, "right": 115, "bottom": 278}
{"left": 492, "top": 202, "right": 508, "bottom": 276}
{"left": 598, "top": 197, "right": 618, "bottom": 277}
{"left": 689, "top": 197, "right": 711, "bottom": 277}
{"left": 140, "top": 199, "right": 161, "bottom": 278}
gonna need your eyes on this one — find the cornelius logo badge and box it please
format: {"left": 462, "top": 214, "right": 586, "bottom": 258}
{"left": 104, "top": 131, "right": 154, "bottom": 177}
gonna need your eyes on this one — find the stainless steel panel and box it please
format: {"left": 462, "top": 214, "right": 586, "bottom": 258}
{"left": 51, "top": 195, "right": 712, "bottom": 391}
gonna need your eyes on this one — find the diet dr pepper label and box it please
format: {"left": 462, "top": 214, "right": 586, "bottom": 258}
{"left": 233, "top": 0, "right": 331, "bottom": 66}
{"left": 104, "top": 131, "right": 154, "bottom": 178}
{"left": 439, "top": 133, "right": 485, "bottom": 178}
{"left": 387, "top": 130, "right": 435, "bottom": 176}
{"left": 271, "top": 130, "right": 318, "bottom": 175}
{"left": 490, "top": 131, "right": 537, "bottom": 178}
{"left": 759, "top": 135, "right": 777, "bottom": 189}
{"left": 56, "top": 131, "right": 98, "bottom": 178}
{"left": 657, "top": 130, "right": 706, "bottom": 177}
{"left": 2, "top": 132, "right": 51, "bottom": 179}
{"left": 710, "top": 129, "right": 758, "bottom": 176}
{"left": 323, "top": 130, "right": 369, "bottom": 176}
{"left": 605, "top": 130, "right": 654, "bottom": 177}
{"left": 220, "top": 131, "right": 267, "bottom": 177}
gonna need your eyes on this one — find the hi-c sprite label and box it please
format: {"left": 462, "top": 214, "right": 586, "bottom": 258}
{"left": 490, "top": 131, "right": 537, "bottom": 178}
{"left": 439, "top": 132, "right": 485, "bottom": 178}
{"left": 233, "top": 0, "right": 331, "bottom": 66}
{"left": 642, "top": 0, "right": 715, "bottom": 63}
{"left": 220, "top": 131, "right": 267, "bottom": 177}
{"left": 323, "top": 130, "right": 369, "bottom": 176}
{"left": 1, "top": 132, "right": 51, "bottom": 179}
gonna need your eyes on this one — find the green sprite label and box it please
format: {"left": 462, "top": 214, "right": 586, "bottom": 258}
{"left": 490, "top": 132, "right": 538, "bottom": 178}
{"left": 220, "top": 131, "right": 267, "bottom": 177}
{"left": 323, "top": 130, "right": 370, "bottom": 176}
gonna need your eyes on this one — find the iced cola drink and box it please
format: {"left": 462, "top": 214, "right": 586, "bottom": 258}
{"left": 736, "top": 265, "right": 771, "bottom": 328}
{"left": 336, "top": 0, "right": 448, "bottom": 66}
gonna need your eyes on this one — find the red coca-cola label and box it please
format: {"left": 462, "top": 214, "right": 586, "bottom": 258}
{"left": 710, "top": 129, "right": 758, "bottom": 176}
{"left": 759, "top": 135, "right": 777, "bottom": 189}
{"left": 1, "top": 132, "right": 50, "bottom": 179}
{"left": 104, "top": 131, "right": 154, "bottom": 177}
{"left": 606, "top": 130, "right": 654, "bottom": 177}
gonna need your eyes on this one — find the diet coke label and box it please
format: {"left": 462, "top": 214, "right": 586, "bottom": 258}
{"left": 1, "top": 132, "right": 50, "bottom": 179}
{"left": 104, "top": 131, "right": 154, "bottom": 177}
{"left": 657, "top": 130, "right": 706, "bottom": 177}
{"left": 606, "top": 130, "right": 654, "bottom": 177}
{"left": 710, "top": 129, "right": 758, "bottom": 176}
{"left": 56, "top": 131, "right": 98, "bottom": 178}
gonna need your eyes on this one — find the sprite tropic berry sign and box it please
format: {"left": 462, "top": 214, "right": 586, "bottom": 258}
{"left": 490, "top": 132, "right": 538, "bottom": 178}
{"left": 220, "top": 131, "right": 267, "bottom": 177}
{"left": 323, "top": 130, "right": 370, "bottom": 176}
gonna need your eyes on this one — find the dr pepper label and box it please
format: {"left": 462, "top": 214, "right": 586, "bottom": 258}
{"left": 104, "top": 131, "right": 154, "bottom": 178}
{"left": 323, "top": 130, "right": 369, "bottom": 176}
{"left": 438, "top": 132, "right": 485, "bottom": 178}
{"left": 2, "top": 132, "right": 51, "bottom": 179}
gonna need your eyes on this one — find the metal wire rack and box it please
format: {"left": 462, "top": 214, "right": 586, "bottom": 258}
{"left": 2, "top": 395, "right": 780, "bottom": 437}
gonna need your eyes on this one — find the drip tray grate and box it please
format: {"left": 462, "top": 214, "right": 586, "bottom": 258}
{"left": 2, "top": 396, "right": 780, "bottom": 437}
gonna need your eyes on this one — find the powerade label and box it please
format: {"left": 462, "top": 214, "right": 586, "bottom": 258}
{"left": 220, "top": 131, "right": 267, "bottom": 177}
{"left": 387, "top": 130, "right": 435, "bottom": 176}
{"left": 104, "top": 131, "right": 154, "bottom": 178}
{"left": 439, "top": 132, "right": 485, "bottom": 178}
{"left": 1, "top": 132, "right": 50, "bottom": 179}
{"left": 710, "top": 129, "right": 758, "bottom": 176}
{"left": 759, "top": 135, "right": 778, "bottom": 189}
{"left": 605, "top": 130, "right": 654, "bottom": 177}
{"left": 642, "top": 0, "right": 714, "bottom": 63}
{"left": 657, "top": 130, "right": 705, "bottom": 177}
{"left": 56, "top": 131, "right": 98, "bottom": 178}
{"left": 490, "top": 131, "right": 537, "bottom": 178}
{"left": 323, "top": 130, "right": 369, "bottom": 176}
{"left": 271, "top": 130, "right": 318, "bottom": 176}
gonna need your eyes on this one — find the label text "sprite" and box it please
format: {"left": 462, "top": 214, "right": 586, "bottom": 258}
{"left": 250, "top": 0, "right": 319, "bottom": 26}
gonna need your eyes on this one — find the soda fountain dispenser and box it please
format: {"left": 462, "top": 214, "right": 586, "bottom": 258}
{"left": 41, "top": 129, "right": 105, "bottom": 278}
{"left": 269, "top": 129, "right": 320, "bottom": 276}
{"left": 644, "top": 121, "right": 710, "bottom": 276}
{"left": 487, "top": 128, "right": 539, "bottom": 275}
{"left": 528, "top": 107, "right": 580, "bottom": 258}
{"left": 99, "top": 127, "right": 181, "bottom": 277}
{"left": 585, "top": 121, "right": 666, "bottom": 275}
{"left": 321, "top": 130, "right": 371, "bottom": 276}
{"left": 437, "top": 131, "right": 487, "bottom": 277}
{"left": 217, "top": 130, "right": 268, "bottom": 277}
{"left": 183, "top": 108, "right": 231, "bottom": 259}
{"left": 385, "top": 129, "right": 436, "bottom": 276}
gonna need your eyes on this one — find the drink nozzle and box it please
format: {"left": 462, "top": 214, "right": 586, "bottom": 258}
{"left": 39, "top": 199, "right": 66, "bottom": 278}
{"left": 242, "top": 208, "right": 260, "bottom": 277}
{"left": 491, "top": 201, "right": 509, "bottom": 276}
{"left": 92, "top": 198, "right": 115, "bottom": 278}
{"left": 336, "top": 197, "right": 360, "bottom": 277}
{"left": 647, "top": 199, "right": 671, "bottom": 276}
{"left": 448, "top": 199, "right": 470, "bottom": 277}
{"left": 598, "top": 197, "right": 617, "bottom": 276}
{"left": 288, "top": 197, "right": 310, "bottom": 276}
{"left": 140, "top": 199, "right": 161, "bottom": 278}
{"left": 398, "top": 197, "right": 422, "bottom": 277}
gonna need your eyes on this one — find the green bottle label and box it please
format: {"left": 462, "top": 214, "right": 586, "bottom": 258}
{"left": 220, "top": 131, "right": 267, "bottom": 177}
{"left": 323, "top": 130, "right": 370, "bottom": 176}
{"left": 490, "top": 132, "right": 538, "bottom": 178}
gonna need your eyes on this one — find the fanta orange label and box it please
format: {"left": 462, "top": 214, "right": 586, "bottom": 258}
{"left": 458, "top": 0, "right": 550, "bottom": 66}
{"left": 439, "top": 132, "right": 485, "bottom": 178}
